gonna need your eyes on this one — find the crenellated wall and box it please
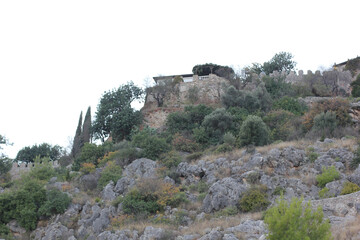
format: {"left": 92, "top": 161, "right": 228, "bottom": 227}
{"left": 9, "top": 160, "right": 60, "bottom": 179}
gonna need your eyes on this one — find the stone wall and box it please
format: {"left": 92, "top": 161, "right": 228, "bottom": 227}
{"left": 9, "top": 160, "right": 60, "bottom": 180}
{"left": 142, "top": 74, "right": 230, "bottom": 128}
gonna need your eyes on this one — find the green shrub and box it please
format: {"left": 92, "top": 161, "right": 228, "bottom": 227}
{"left": 239, "top": 115, "right": 270, "bottom": 146}
{"left": 29, "top": 157, "right": 56, "bottom": 181}
{"left": 159, "top": 151, "right": 182, "bottom": 168}
{"left": 0, "top": 224, "right": 13, "bottom": 240}
{"left": 131, "top": 128, "right": 170, "bottom": 160}
{"left": 121, "top": 188, "right": 161, "bottom": 216}
{"left": 273, "top": 96, "right": 307, "bottom": 115}
{"left": 308, "top": 152, "right": 319, "bottom": 162}
{"left": 98, "top": 161, "right": 122, "bottom": 189}
{"left": 318, "top": 187, "right": 333, "bottom": 199}
{"left": 263, "top": 110, "right": 296, "bottom": 142}
{"left": 197, "top": 192, "right": 207, "bottom": 202}
{"left": 341, "top": 181, "right": 360, "bottom": 195}
{"left": 246, "top": 172, "right": 261, "bottom": 184}
{"left": 39, "top": 189, "right": 71, "bottom": 217}
{"left": 193, "top": 127, "right": 211, "bottom": 146}
{"left": 214, "top": 143, "right": 233, "bottom": 153}
{"left": 264, "top": 197, "right": 332, "bottom": 240}
{"left": 311, "top": 111, "right": 337, "bottom": 138}
{"left": 202, "top": 108, "right": 234, "bottom": 143}
{"left": 223, "top": 132, "right": 236, "bottom": 146}
{"left": 273, "top": 186, "right": 285, "bottom": 196}
{"left": 351, "top": 144, "right": 360, "bottom": 169}
{"left": 172, "top": 133, "right": 199, "bottom": 153}
{"left": 316, "top": 166, "right": 340, "bottom": 188}
{"left": 351, "top": 74, "right": 360, "bottom": 97}
{"left": 73, "top": 143, "right": 105, "bottom": 171}
{"left": 215, "top": 206, "right": 238, "bottom": 217}
{"left": 237, "top": 186, "right": 270, "bottom": 212}
{"left": 186, "top": 152, "right": 203, "bottom": 162}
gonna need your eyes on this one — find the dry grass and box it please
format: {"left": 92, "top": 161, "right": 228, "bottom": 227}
{"left": 256, "top": 139, "right": 313, "bottom": 154}
{"left": 331, "top": 215, "right": 360, "bottom": 240}
{"left": 180, "top": 212, "right": 262, "bottom": 236}
{"left": 318, "top": 138, "right": 357, "bottom": 152}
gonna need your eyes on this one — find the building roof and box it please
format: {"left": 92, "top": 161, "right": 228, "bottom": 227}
{"left": 153, "top": 74, "right": 193, "bottom": 83}
{"left": 334, "top": 56, "right": 360, "bottom": 67}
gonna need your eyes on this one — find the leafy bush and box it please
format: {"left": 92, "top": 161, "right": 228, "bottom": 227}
{"left": 121, "top": 180, "right": 187, "bottom": 216}
{"left": 316, "top": 166, "right": 340, "bottom": 188}
{"left": 273, "top": 96, "right": 307, "bottom": 115}
{"left": 264, "top": 197, "right": 332, "bottom": 240}
{"left": 311, "top": 111, "right": 337, "bottom": 138}
{"left": 29, "top": 157, "right": 56, "bottom": 181}
{"left": 308, "top": 152, "right": 319, "bottom": 162}
{"left": 319, "top": 187, "right": 332, "bottom": 199}
{"left": 73, "top": 143, "right": 105, "bottom": 171}
{"left": 263, "top": 76, "right": 295, "bottom": 99}
{"left": 215, "top": 206, "right": 238, "bottom": 217}
{"left": 302, "top": 98, "right": 351, "bottom": 131}
{"left": 131, "top": 128, "right": 170, "bottom": 160}
{"left": 98, "top": 161, "right": 122, "bottom": 189}
{"left": 186, "top": 152, "right": 203, "bottom": 162}
{"left": 273, "top": 186, "right": 285, "bottom": 196}
{"left": 351, "top": 74, "right": 360, "bottom": 97}
{"left": 172, "top": 133, "right": 199, "bottom": 153}
{"left": 223, "top": 132, "right": 236, "bottom": 146}
{"left": 239, "top": 115, "right": 270, "bottom": 146}
{"left": 202, "top": 108, "right": 234, "bottom": 142}
{"left": 351, "top": 144, "right": 360, "bottom": 169}
{"left": 263, "top": 110, "right": 297, "bottom": 142}
{"left": 38, "top": 189, "right": 71, "bottom": 217}
{"left": 237, "top": 186, "right": 269, "bottom": 212}
{"left": 159, "top": 151, "right": 182, "bottom": 168}
{"left": 341, "top": 181, "right": 360, "bottom": 195}
{"left": 214, "top": 143, "right": 233, "bottom": 154}
{"left": 80, "top": 162, "right": 96, "bottom": 174}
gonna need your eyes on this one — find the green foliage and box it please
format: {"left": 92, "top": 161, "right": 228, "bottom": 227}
{"left": 0, "top": 158, "right": 12, "bottom": 176}
{"left": 311, "top": 111, "right": 337, "bottom": 138}
{"left": 316, "top": 166, "right": 340, "bottom": 188}
{"left": 341, "top": 181, "right": 360, "bottom": 195}
{"left": 159, "top": 151, "right": 182, "bottom": 168}
{"left": 131, "top": 128, "right": 170, "bottom": 160}
{"left": 166, "top": 104, "right": 213, "bottom": 134}
{"left": 172, "top": 133, "right": 199, "bottom": 153}
{"left": 238, "top": 186, "right": 270, "bottom": 212}
{"left": 15, "top": 143, "right": 62, "bottom": 163}
{"left": 0, "top": 224, "right": 13, "bottom": 240}
{"left": 192, "top": 63, "right": 235, "bottom": 79}
{"left": 223, "top": 132, "right": 236, "bottom": 146}
{"left": 92, "top": 81, "right": 144, "bottom": 142}
{"left": 214, "top": 143, "right": 233, "bottom": 153}
{"left": 98, "top": 161, "right": 122, "bottom": 189}
{"left": 73, "top": 143, "right": 105, "bottom": 171}
{"left": 215, "top": 206, "right": 238, "bottom": 217}
{"left": 319, "top": 187, "right": 333, "bottom": 199}
{"left": 351, "top": 74, "right": 360, "bottom": 97}
{"left": 246, "top": 171, "right": 261, "bottom": 184}
{"left": 227, "top": 107, "right": 249, "bottom": 129}
{"left": 186, "top": 151, "right": 203, "bottom": 162}
{"left": 344, "top": 57, "right": 360, "bottom": 76}
{"left": 262, "top": 76, "right": 295, "bottom": 99}
{"left": 264, "top": 197, "right": 332, "bottom": 240}
{"left": 173, "top": 76, "right": 184, "bottom": 85}
{"left": 251, "top": 52, "right": 296, "bottom": 75}
{"left": 263, "top": 110, "right": 297, "bottom": 142}
{"left": 71, "top": 111, "right": 83, "bottom": 158}
{"left": 202, "top": 108, "right": 234, "bottom": 143}
{"left": 121, "top": 188, "right": 161, "bottom": 216}
{"left": 351, "top": 143, "right": 360, "bottom": 169}
{"left": 29, "top": 157, "right": 56, "bottom": 181}
{"left": 38, "top": 189, "right": 71, "bottom": 217}
{"left": 273, "top": 96, "right": 307, "bottom": 115}
{"left": 308, "top": 152, "right": 319, "bottom": 163}
{"left": 239, "top": 115, "right": 270, "bottom": 146}
{"left": 193, "top": 127, "right": 211, "bottom": 146}
{"left": 222, "top": 85, "right": 272, "bottom": 113}
{"left": 273, "top": 186, "right": 286, "bottom": 196}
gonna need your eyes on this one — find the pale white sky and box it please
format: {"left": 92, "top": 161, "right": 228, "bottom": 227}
{"left": 1, "top": 0, "right": 359, "bottom": 158}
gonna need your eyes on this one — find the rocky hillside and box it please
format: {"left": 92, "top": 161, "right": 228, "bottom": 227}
{"left": 4, "top": 138, "right": 360, "bottom": 240}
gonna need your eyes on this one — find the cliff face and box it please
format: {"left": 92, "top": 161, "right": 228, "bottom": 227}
{"left": 142, "top": 74, "right": 230, "bottom": 129}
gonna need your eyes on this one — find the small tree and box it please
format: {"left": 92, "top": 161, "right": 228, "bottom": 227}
{"left": 71, "top": 111, "right": 83, "bottom": 158}
{"left": 251, "top": 52, "right": 296, "bottom": 75}
{"left": 265, "top": 197, "right": 332, "bottom": 240}
{"left": 239, "top": 115, "right": 270, "bottom": 146}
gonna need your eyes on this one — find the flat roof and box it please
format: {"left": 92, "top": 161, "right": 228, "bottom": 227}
{"left": 153, "top": 74, "right": 193, "bottom": 82}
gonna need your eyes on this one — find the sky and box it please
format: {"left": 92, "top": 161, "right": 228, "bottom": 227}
{"left": 1, "top": 0, "right": 359, "bottom": 158}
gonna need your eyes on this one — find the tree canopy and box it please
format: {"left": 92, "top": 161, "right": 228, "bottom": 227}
{"left": 15, "top": 143, "right": 62, "bottom": 163}
{"left": 92, "top": 82, "right": 144, "bottom": 142}
{"left": 192, "top": 63, "right": 235, "bottom": 80}
{"left": 251, "top": 52, "right": 296, "bottom": 75}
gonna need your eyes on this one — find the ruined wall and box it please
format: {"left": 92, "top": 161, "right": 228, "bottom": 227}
{"left": 142, "top": 74, "right": 230, "bottom": 128}
{"left": 9, "top": 160, "right": 60, "bottom": 180}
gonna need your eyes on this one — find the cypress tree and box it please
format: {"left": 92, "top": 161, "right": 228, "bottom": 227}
{"left": 82, "top": 106, "right": 91, "bottom": 144}
{"left": 71, "top": 111, "right": 83, "bottom": 158}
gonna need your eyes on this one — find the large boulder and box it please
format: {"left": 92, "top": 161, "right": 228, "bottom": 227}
{"left": 114, "top": 176, "right": 136, "bottom": 195}
{"left": 198, "top": 229, "right": 222, "bottom": 240}
{"left": 348, "top": 165, "right": 360, "bottom": 186}
{"left": 102, "top": 181, "right": 116, "bottom": 201}
{"left": 202, "top": 177, "right": 247, "bottom": 213}
{"left": 123, "top": 158, "right": 158, "bottom": 179}
{"left": 281, "top": 147, "right": 306, "bottom": 167}
{"left": 139, "top": 226, "right": 165, "bottom": 240}
{"left": 79, "top": 169, "right": 101, "bottom": 191}
{"left": 225, "top": 220, "right": 267, "bottom": 239}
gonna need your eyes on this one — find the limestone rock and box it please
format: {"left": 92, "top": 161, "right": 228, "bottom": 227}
{"left": 101, "top": 181, "right": 116, "bottom": 201}
{"left": 123, "top": 158, "right": 158, "bottom": 179}
{"left": 202, "top": 177, "right": 247, "bottom": 213}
